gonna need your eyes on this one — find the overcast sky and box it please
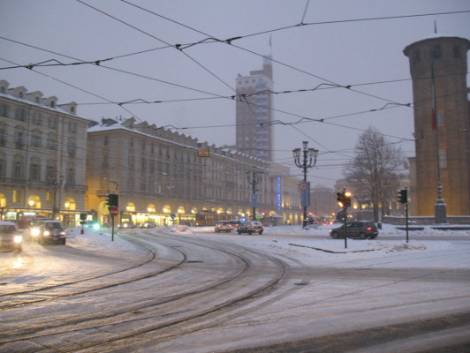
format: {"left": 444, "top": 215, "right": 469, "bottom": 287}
{"left": 1, "top": 0, "right": 469, "bottom": 188}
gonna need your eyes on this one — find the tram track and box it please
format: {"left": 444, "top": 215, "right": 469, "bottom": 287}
{"left": 0, "top": 231, "right": 289, "bottom": 353}
{"left": 0, "top": 235, "right": 184, "bottom": 310}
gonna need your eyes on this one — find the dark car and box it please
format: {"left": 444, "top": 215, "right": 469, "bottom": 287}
{"left": 330, "top": 221, "right": 378, "bottom": 239}
{"left": 30, "top": 220, "right": 66, "bottom": 245}
{"left": 214, "top": 221, "right": 233, "bottom": 233}
{"left": 237, "top": 221, "right": 264, "bottom": 235}
{"left": 0, "top": 221, "right": 23, "bottom": 252}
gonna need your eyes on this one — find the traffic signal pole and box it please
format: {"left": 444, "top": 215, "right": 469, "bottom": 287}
{"left": 344, "top": 208, "right": 348, "bottom": 249}
{"left": 405, "top": 200, "right": 409, "bottom": 243}
{"left": 398, "top": 188, "right": 409, "bottom": 243}
{"left": 111, "top": 214, "right": 115, "bottom": 242}
{"left": 106, "top": 194, "right": 119, "bottom": 242}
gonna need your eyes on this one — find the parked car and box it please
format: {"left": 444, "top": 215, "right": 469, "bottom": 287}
{"left": 329, "top": 221, "right": 378, "bottom": 239}
{"left": 0, "top": 221, "right": 23, "bottom": 252}
{"left": 30, "top": 220, "right": 66, "bottom": 245}
{"left": 214, "top": 221, "right": 233, "bottom": 233}
{"left": 141, "top": 222, "right": 156, "bottom": 229}
{"left": 237, "top": 221, "right": 264, "bottom": 235}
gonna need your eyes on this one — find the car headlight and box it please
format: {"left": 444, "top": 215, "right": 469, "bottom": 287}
{"left": 43, "top": 230, "right": 50, "bottom": 237}
{"left": 60, "top": 231, "right": 66, "bottom": 236}
{"left": 14, "top": 235, "right": 23, "bottom": 244}
{"left": 31, "top": 227, "right": 40, "bottom": 237}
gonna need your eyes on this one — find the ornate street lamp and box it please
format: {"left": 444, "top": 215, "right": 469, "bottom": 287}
{"left": 293, "top": 141, "right": 319, "bottom": 228}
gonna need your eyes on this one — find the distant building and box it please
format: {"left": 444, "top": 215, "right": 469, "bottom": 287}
{"left": 235, "top": 56, "right": 273, "bottom": 161}
{"left": 0, "top": 80, "right": 90, "bottom": 225}
{"left": 404, "top": 35, "right": 470, "bottom": 216}
{"left": 310, "top": 186, "right": 336, "bottom": 218}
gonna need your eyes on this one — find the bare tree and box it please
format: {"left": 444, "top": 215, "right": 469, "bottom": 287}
{"left": 344, "top": 127, "right": 404, "bottom": 222}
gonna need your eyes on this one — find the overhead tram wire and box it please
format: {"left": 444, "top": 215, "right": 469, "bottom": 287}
{"left": 0, "top": 34, "right": 413, "bottom": 141}
{"left": 119, "top": 0, "right": 412, "bottom": 106}
{"left": 1, "top": 24, "right": 416, "bottom": 142}
{"left": 76, "top": 0, "right": 234, "bottom": 94}
{"left": 82, "top": 0, "right": 413, "bottom": 148}
{"left": 0, "top": 35, "right": 228, "bottom": 100}
{"left": 77, "top": 0, "right": 340, "bottom": 154}
{"left": 0, "top": 56, "right": 141, "bottom": 121}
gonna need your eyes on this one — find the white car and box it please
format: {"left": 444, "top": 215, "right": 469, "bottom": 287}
{"left": 0, "top": 221, "right": 23, "bottom": 252}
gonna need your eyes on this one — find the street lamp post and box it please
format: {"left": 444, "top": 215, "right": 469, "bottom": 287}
{"left": 293, "top": 141, "right": 319, "bottom": 228}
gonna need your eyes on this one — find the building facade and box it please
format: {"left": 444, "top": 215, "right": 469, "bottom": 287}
{"left": 310, "top": 186, "right": 336, "bottom": 219}
{"left": 404, "top": 36, "right": 470, "bottom": 216}
{"left": 0, "top": 80, "right": 89, "bottom": 225}
{"left": 235, "top": 56, "right": 273, "bottom": 161}
{"left": 86, "top": 118, "right": 302, "bottom": 226}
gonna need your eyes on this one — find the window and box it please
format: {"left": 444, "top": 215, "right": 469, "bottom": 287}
{"left": 50, "top": 100, "right": 55, "bottom": 108}
{"left": 31, "top": 130, "right": 42, "bottom": 147}
{"left": 102, "top": 153, "right": 109, "bottom": 169}
{"left": 47, "top": 132, "right": 57, "bottom": 150}
{"left": 48, "top": 117, "right": 58, "bottom": 130}
{"left": 66, "top": 167, "right": 75, "bottom": 185}
{"left": 13, "top": 160, "right": 23, "bottom": 179}
{"left": 32, "top": 112, "right": 42, "bottom": 126}
{"left": 0, "top": 158, "right": 5, "bottom": 178}
{"left": 104, "top": 136, "right": 108, "bottom": 145}
{"left": 68, "top": 122, "right": 77, "bottom": 134}
{"left": 453, "top": 45, "right": 461, "bottom": 58}
{"left": 15, "top": 107, "right": 27, "bottom": 121}
{"left": 0, "top": 124, "right": 6, "bottom": 146}
{"left": 30, "top": 159, "right": 41, "bottom": 181}
{"left": 46, "top": 164, "right": 56, "bottom": 183}
{"left": 431, "top": 45, "right": 441, "bottom": 59}
{"left": 130, "top": 138, "right": 134, "bottom": 148}
{"left": 15, "top": 127, "right": 25, "bottom": 149}
{"left": 67, "top": 139, "right": 76, "bottom": 157}
{"left": 0, "top": 104, "right": 9, "bottom": 118}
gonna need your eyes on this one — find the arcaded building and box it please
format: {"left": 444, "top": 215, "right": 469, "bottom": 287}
{"left": 86, "top": 118, "right": 302, "bottom": 226}
{"left": 0, "top": 80, "right": 90, "bottom": 224}
{"left": 404, "top": 35, "right": 470, "bottom": 216}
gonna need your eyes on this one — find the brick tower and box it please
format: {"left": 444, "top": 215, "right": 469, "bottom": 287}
{"left": 404, "top": 36, "right": 470, "bottom": 218}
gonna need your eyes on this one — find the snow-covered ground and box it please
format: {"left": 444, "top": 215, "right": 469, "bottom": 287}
{"left": 166, "top": 223, "right": 470, "bottom": 270}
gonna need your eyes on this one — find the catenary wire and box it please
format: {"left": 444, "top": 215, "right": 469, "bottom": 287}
{"left": 120, "top": 0, "right": 412, "bottom": 106}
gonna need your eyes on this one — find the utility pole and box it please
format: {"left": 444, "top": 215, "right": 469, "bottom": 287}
{"left": 431, "top": 50, "right": 447, "bottom": 224}
{"left": 247, "top": 171, "right": 262, "bottom": 221}
{"left": 293, "top": 141, "right": 318, "bottom": 228}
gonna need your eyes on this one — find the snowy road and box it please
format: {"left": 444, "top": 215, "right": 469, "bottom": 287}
{"left": 1, "top": 226, "right": 470, "bottom": 353}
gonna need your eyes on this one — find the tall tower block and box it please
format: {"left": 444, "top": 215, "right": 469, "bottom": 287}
{"left": 404, "top": 36, "right": 470, "bottom": 216}
{"left": 236, "top": 56, "right": 273, "bottom": 161}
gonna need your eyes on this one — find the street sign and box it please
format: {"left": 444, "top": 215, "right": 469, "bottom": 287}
{"left": 109, "top": 206, "right": 119, "bottom": 216}
{"left": 197, "top": 147, "right": 210, "bottom": 157}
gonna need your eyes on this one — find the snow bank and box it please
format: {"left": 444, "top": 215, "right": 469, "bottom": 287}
{"left": 67, "top": 227, "right": 143, "bottom": 255}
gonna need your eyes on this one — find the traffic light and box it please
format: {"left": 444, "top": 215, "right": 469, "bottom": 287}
{"left": 344, "top": 192, "right": 352, "bottom": 208}
{"left": 336, "top": 190, "right": 352, "bottom": 209}
{"left": 398, "top": 189, "right": 408, "bottom": 204}
{"left": 106, "top": 194, "right": 119, "bottom": 208}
